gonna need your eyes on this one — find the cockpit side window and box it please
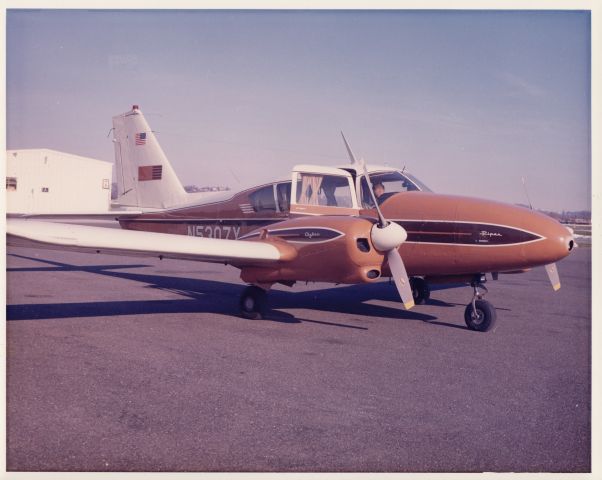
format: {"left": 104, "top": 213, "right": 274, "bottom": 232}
{"left": 360, "top": 172, "right": 423, "bottom": 208}
{"left": 249, "top": 185, "right": 277, "bottom": 213}
{"left": 296, "top": 173, "right": 353, "bottom": 208}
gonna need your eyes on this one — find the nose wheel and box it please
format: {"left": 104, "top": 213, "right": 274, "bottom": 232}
{"left": 464, "top": 278, "right": 496, "bottom": 332}
{"left": 239, "top": 285, "right": 267, "bottom": 319}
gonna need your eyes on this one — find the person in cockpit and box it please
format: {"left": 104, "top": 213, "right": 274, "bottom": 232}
{"left": 373, "top": 182, "right": 385, "bottom": 204}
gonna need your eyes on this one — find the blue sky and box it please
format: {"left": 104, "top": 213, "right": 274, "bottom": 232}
{"left": 6, "top": 9, "right": 591, "bottom": 211}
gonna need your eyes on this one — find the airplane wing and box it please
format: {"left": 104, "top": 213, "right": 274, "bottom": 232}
{"left": 6, "top": 212, "right": 142, "bottom": 230}
{"left": 8, "top": 208, "right": 145, "bottom": 221}
{"left": 7, "top": 219, "right": 283, "bottom": 266}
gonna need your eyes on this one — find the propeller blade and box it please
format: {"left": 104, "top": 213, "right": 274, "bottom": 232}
{"left": 340, "top": 133, "right": 387, "bottom": 226}
{"left": 340, "top": 133, "right": 414, "bottom": 310}
{"left": 387, "top": 248, "right": 415, "bottom": 310}
{"left": 359, "top": 156, "right": 388, "bottom": 227}
{"left": 545, "top": 263, "right": 561, "bottom": 291}
{"left": 341, "top": 131, "right": 360, "bottom": 166}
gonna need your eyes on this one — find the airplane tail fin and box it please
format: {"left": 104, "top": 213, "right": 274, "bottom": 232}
{"left": 112, "top": 105, "right": 187, "bottom": 209}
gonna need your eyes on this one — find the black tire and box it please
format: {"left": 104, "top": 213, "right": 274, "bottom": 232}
{"left": 239, "top": 286, "right": 267, "bottom": 319}
{"left": 410, "top": 277, "right": 431, "bottom": 305}
{"left": 464, "top": 299, "right": 497, "bottom": 332}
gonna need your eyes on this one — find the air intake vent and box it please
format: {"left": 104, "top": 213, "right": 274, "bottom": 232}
{"left": 356, "top": 238, "right": 370, "bottom": 252}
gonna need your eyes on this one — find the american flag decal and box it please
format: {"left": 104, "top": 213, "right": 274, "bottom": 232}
{"left": 239, "top": 203, "right": 255, "bottom": 214}
{"left": 135, "top": 132, "right": 147, "bottom": 145}
{"left": 138, "top": 165, "right": 163, "bottom": 181}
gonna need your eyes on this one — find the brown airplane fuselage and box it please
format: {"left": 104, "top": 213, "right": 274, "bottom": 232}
{"left": 118, "top": 182, "right": 574, "bottom": 287}
{"left": 7, "top": 105, "right": 574, "bottom": 329}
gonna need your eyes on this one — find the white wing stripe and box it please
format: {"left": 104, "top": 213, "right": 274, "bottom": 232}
{"left": 7, "top": 220, "right": 281, "bottom": 262}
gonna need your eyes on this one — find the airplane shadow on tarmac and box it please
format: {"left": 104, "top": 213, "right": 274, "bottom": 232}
{"left": 6, "top": 253, "right": 471, "bottom": 331}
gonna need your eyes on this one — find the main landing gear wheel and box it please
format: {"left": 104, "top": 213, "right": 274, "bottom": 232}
{"left": 239, "top": 286, "right": 267, "bottom": 320}
{"left": 410, "top": 277, "right": 430, "bottom": 305}
{"left": 464, "top": 299, "right": 497, "bottom": 332}
{"left": 464, "top": 276, "right": 496, "bottom": 332}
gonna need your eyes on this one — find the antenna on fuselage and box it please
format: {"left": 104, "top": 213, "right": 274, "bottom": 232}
{"left": 521, "top": 176, "right": 533, "bottom": 210}
{"left": 228, "top": 166, "right": 241, "bottom": 185}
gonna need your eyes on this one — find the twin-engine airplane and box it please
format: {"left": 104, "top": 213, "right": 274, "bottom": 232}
{"left": 7, "top": 105, "right": 576, "bottom": 332}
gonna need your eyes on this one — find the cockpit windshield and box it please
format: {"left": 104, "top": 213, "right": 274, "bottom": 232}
{"left": 359, "top": 171, "right": 431, "bottom": 208}
{"left": 403, "top": 172, "right": 432, "bottom": 193}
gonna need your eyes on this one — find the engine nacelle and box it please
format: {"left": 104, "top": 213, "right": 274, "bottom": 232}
{"left": 237, "top": 216, "right": 387, "bottom": 285}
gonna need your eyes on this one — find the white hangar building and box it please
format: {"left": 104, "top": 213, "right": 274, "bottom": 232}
{"left": 6, "top": 149, "right": 113, "bottom": 214}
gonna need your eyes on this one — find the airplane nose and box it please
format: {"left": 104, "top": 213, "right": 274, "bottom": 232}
{"left": 506, "top": 208, "right": 576, "bottom": 267}
{"left": 544, "top": 220, "right": 575, "bottom": 261}
{"left": 565, "top": 226, "right": 577, "bottom": 251}
{"left": 568, "top": 233, "right": 577, "bottom": 252}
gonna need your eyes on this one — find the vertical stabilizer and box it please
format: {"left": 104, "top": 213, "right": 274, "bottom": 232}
{"left": 112, "top": 105, "right": 187, "bottom": 209}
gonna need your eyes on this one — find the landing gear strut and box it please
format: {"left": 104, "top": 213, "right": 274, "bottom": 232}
{"left": 239, "top": 285, "right": 267, "bottom": 319}
{"left": 464, "top": 276, "right": 497, "bottom": 332}
{"left": 410, "top": 277, "right": 430, "bottom": 305}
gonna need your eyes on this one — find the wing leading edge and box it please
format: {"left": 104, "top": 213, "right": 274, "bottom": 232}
{"left": 7, "top": 219, "right": 282, "bottom": 265}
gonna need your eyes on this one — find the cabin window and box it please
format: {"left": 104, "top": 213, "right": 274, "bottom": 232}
{"left": 6, "top": 177, "right": 17, "bottom": 191}
{"left": 249, "top": 185, "right": 277, "bottom": 213}
{"left": 277, "top": 182, "right": 291, "bottom": 212}
{"left": 296, "top": 173, "right": 353, "bottom": 208}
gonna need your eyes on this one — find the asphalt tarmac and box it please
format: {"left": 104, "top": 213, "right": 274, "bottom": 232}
{"left": 6, "top": 245, "right": 591, "bottom": 472}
